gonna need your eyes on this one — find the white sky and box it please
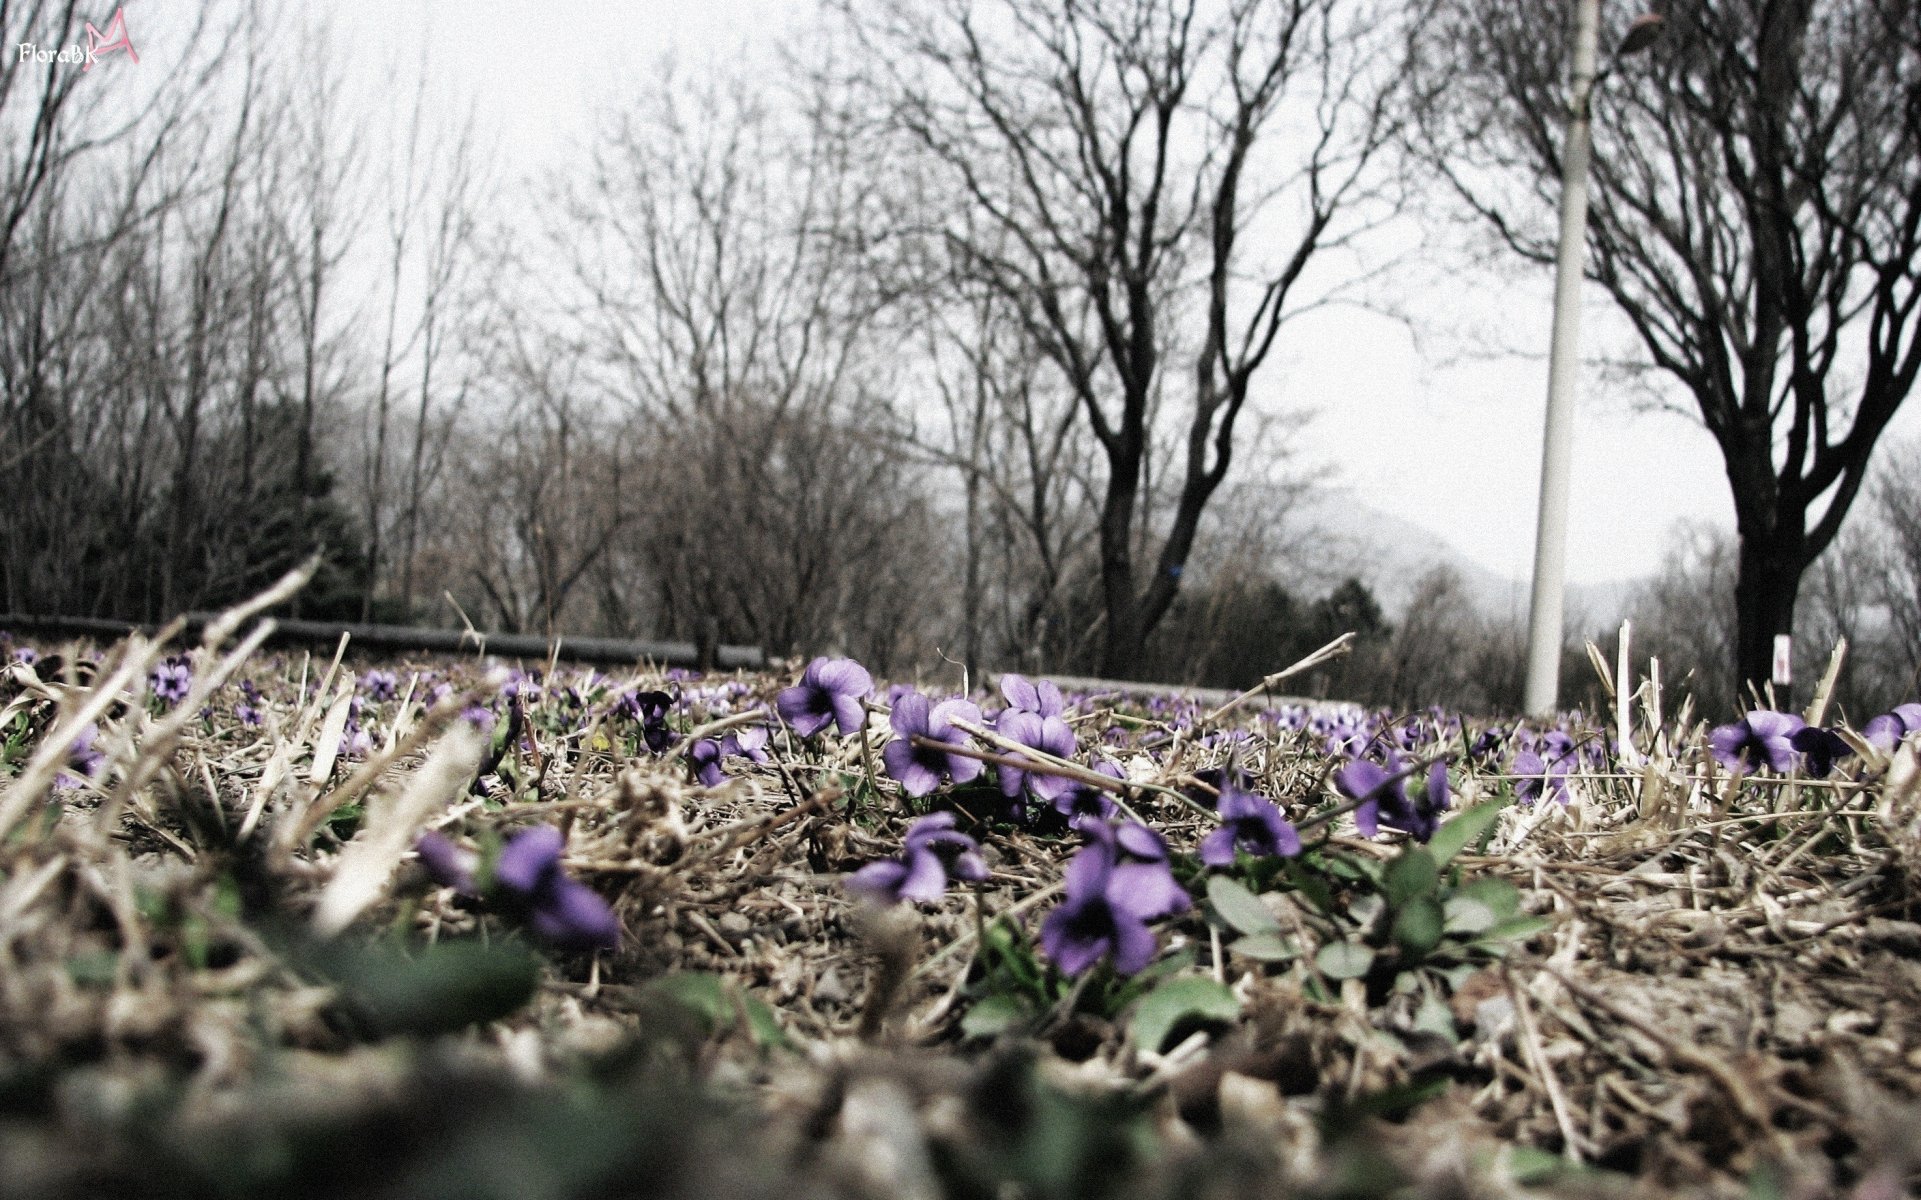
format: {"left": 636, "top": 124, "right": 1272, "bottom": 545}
{"left": 126, "top": 0, "right": 1920, "bottom": 587}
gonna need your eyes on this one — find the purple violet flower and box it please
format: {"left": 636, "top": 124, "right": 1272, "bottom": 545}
{"left": 492, "top": 825, "right": 621, "bottom": 951}
{"left": 1511, "top": 748, "right": 1571, "bottom": 806}
{"left": 361, "top": 670, "right": 398, "bottom": 702}
{"left": 996, "top": 708, "right": 1079, "bottom": 804}
{"left": 150, "top": 657, "right": 192, "bottom": 706}
{"left": 1039, "top": 832, "right": 1190, "bottom": 977}
{"left": 1200, "top": 780, "right": 1302, "bottom": 864}
{"left": 777, "top": 657, "right": 873, "bottom": 738}
{"left": 844, "top": 812, "right": 989, "bottom": 904}
{"left": 415, "top": 830, "right": 479, "bottom": 893}
{"left": 1863, "top": 703, "right": 1921, "bottom": 754}
{"left": 1054, "top": 759, "right": 1123, "bottom": 827}
{"left": 1789, "top": 726, "right": 1851, "bottom": 778}
{"left": 1707, "top": 710, "right": 1806, "bottom": 774}
{"left": 616, "top": 689, "right": 675, "bottom": 751}
{"left": 54, "top": 723, "right": 106, "bottom": 791}
{"left": 881, "top": 692, "right": 985, "bottom": 797}
{"left": 998, "top": 673, "right": 1065, "bottom": 719}
{"left": 688, "top": 738, "right": 725, "bottom": 787}
{"left": 1333, "top": 755, "right": 1451, "bottom": 842}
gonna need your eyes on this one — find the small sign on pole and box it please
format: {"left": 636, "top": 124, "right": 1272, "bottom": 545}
{"left": 1772, "top": 634, "right": 1793, "bottom": 687}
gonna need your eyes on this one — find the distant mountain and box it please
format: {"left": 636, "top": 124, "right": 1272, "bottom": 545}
{"left": 1295, "top": 490, "right": 1641, "bottom": 629}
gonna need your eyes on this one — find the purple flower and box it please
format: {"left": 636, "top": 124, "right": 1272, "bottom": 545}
{"left": 1336, "top": 753, "right": 1451, "bottom": 841}
{"left": 996, "top": 708, "right": 1079, "bottom": 803}
{"left": 1789, "top": 726, "right": 1851, "bottom": 778}
{"left": 616, "top": 689, "right": 675, "bottom": 751}
{"left": 1469, "top": 726, "right": 1509, "bottom": 762}
{"left": 150, "top": 657, "right": 192, "bottom": 706}
{"left": 844, "top": 812, "right": 989, "bottom": 904}
{"left": 688, "top": 738, "right": 725, "bottom": 787}
{"left": 1054, "top": 759, "right": 1123, "bottom": 826}
{"left": 54, "top": 723, "right": 105, "bottom": 791}
{"left": 1510, "top": 749, "right": 1571, "bottom": 806}
{"left": 1707, "top": 710, "right": 1807, "bottom": 774}
{"left": 1200, "top": 777, "right": 1302, "bottom": 864}
{"left": 1083, "top": 821, "right": 1189, "bottom": 917}
{"left": 1863, "top": 703, "right": 1921, "bottom": 754}
{"left": 777, "top": 657, "right": 873, "bottom": 738}
{"left": 416, "top": 830, "right": 479, "bottom": 893}
{"left": 1039, "top": 833, "right": 1190, "bottom": 977}
{"left": 361, "top": 670, "right": 398, "bottom": 702}
{"left": 881, "top": 692, "right": 985, "bottom": 797}
{"left": 492, "top": 825, "right": 621, "bottom": 951}
{"left": 724, "top": 725, "right": 771, "bottom": 763}
{"left": 998, "top": 673, "right": 1065, "bottom": 719}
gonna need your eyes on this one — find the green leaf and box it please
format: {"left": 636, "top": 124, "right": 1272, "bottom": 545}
{"left": 1382, "top": 847, "right": 1438, "bottom": 908}
{"left": 642, "top": 972, "right": 731, "bottom": 1032}
{"left": 1326, "top": 853, "right": 1382, "bottom": 886}
{"left": 1429, "top": 798, "right": 1508, "bottom": 868}
{"left": 1481, "top": 915, "right": 1553, "bottom": 943}
{"left": 1507, "top": 1146, "right": 1574, "bottom": 1185}
{"left": 1315, "top": 940, "right": 1375, "bottom": 980}
{"left": 1129, "top": 976, "right": 1240, "bottom": 1055}
{"left": 65, "top": 951, "right": 118, "bottom": 988}
{"left": 1229, "top": 932, "right": 1297, "bottom": 961}
{"left": 1412, "top": 993, "right": 1458, "bottom": 1042}
{"left": 960, "top": 993, "right": 1034, "bottom": 1040}
{"left": 325, "top": 938, "right": 542, "bottom": 1037}
{"left": 1283, "top": 862, "right": 1337, "bottom": 914}
{"left": 1100, "top": 945, "right": 1196, "bottom": 1015}
{"left": 1442, "top": 894, "right": 1497, "bottom": 935}
{"left": 1206, "top": 875, "right": 1281, "bottom": 936}
{"left": 1392, "top": 896, "right": 1446, "bottom": 958}
{"left": 739, "top": 995, "right": 790, "bottom": 1051}
{"left": 1454, "top": 876, "right": 1521, "bottom": 919}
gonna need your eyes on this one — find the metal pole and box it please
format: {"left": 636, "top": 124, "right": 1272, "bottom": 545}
{"left": 1522, "top": 0, "right": 1602, "bottom": 717}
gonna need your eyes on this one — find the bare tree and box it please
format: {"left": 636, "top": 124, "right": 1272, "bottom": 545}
{"left": 1414, "top": 0, "right": 1921, "bottom": 700}
{"left": 836, "top": 0, "right": 1410, "bottom": 677}
{"left": 554, "top": 71, "right": 943, "bottom": 660}
{"left": 360, "top": 57, "right": 481, "bottom": 622}
{"left": 1626, "top": 522, "right": 1739, "bottom": 712}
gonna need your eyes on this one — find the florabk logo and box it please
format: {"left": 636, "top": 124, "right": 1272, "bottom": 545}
{"left": 14, "top": 6, "right": 138, "bottom": 72}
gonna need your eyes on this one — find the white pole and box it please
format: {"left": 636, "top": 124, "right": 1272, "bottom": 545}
{"left": 1522, "top": 0, "right": 1603, "bottom": 717}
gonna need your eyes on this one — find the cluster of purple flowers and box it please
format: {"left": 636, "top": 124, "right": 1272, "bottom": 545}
{"left": 416, "top": 824, "right": 621, "bottom": 951}
{"left": 234, "top": 679, "right": 266, "bottom": 728}
{"left": 688, "top": 725, "right": 771, "bottom": 787}
{"left": 1706, "top": 702, "right": 1920, "bottom": 778}
{"left": 616, "top": 688, "right": 676, "bottom": 752}
{"left": 1511, "top": 729, "right": 1577, "bottom": 806}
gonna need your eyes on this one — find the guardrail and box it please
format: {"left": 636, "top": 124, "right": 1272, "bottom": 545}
{"left": 0, "top": 613, "right": 766, "bottom": 671}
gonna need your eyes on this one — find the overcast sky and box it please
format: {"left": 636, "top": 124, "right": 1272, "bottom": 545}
{"left": 175, "top": 1, "right": 1921, "bottom": 587}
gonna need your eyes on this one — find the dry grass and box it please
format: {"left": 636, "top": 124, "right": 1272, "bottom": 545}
{"left": 1, "top": 588, "right": 1918, "bottom": 1200}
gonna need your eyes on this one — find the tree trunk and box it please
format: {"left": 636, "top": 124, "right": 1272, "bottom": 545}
{"left": 1732, "top": 533, "right": 1805, "bottom": 708}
